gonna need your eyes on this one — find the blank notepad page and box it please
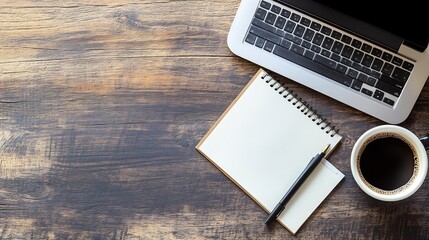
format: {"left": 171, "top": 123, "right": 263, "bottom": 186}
{"left": 196, "top": 69, "right": 344, "bottom": 234}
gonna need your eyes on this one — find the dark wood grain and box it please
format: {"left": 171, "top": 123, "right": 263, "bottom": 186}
{"left": 0, "top": 1, "right": 428, "bottom": 239}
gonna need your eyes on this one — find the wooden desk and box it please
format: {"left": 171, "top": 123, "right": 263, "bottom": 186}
{"left": 0, "top": 1, "right": 428, "bottom": 239}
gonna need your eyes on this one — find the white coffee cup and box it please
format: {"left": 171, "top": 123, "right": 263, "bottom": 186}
{"left": 351, "top": 125, "right": 429, "bottom": 201}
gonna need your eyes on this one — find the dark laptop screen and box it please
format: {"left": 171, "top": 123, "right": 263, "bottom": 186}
{"left": 277, "top": 0, "right": 429, "bottom": 52}
{"left": 315, "top": 1, "right": 428, "bottom": 52}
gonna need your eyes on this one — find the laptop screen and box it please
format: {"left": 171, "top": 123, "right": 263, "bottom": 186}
{"left": 277, "top": 0, "right": 429, "bottom": 52}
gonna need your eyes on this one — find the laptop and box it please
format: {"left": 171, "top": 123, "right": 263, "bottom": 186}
{"left": 227, "top": 0, "right": 429, "bottom": 124}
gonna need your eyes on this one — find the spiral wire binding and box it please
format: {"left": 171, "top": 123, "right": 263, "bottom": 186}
{"left": 261, "top": 72, "right": 339, "bottom": 137}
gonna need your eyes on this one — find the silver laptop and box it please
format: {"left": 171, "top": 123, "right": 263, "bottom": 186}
{"left": 228, "top": 0, "right": 429, "bottom": 124}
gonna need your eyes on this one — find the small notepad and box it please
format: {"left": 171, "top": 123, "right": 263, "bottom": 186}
{"left": 196, "top": 69, "right": 344, "bottom": 234}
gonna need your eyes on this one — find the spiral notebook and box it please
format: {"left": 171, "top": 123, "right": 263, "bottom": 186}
{"left": 196, "top": 68, "right": 344, "bottom": 234}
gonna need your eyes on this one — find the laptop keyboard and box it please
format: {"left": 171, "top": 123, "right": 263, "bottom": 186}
{"left": 244, "top": 0, "right": 415, "bottom": 107}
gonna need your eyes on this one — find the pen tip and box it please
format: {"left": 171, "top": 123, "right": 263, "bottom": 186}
{"left": 322, "top": 144, "right": 330, "bottom": 154}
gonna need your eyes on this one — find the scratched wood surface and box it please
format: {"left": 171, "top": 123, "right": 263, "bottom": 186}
{"left": 0, "top": 1, "right": 428, "bottom": 239}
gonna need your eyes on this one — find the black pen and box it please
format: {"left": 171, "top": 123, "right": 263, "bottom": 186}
{"left": 264, "top": 144, "right": 331, "bottom": 225}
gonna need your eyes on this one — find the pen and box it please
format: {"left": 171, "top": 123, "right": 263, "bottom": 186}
{"left": 264, "top": 144, "right": 331, "bottom": 225}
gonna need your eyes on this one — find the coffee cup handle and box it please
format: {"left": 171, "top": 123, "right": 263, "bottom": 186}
{"left": 421, "top": 134, "right": 429, "bottom": 150}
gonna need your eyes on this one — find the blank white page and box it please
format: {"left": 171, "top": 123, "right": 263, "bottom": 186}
{"left": 197, "top": 69, "right": 344, "bottom": 234}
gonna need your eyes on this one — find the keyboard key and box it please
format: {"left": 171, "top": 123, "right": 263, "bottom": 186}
{"left": 321, "top": 26, "right": 332, "bottom": 35}
{"left": 340, "top": 58, "right": 352, "bottom": 67}
{"left": 361, "top": 43, "right": 372, "bottom": 53}
{"left": 362, "top": 66, "right": 372, "bottom": 75}
{"left": 351, "top": 80, "right": 363, "bottom": 91}
{"left": 255, "top": 37, "right": 265, "bottom": 48}
{"left": 315, "top": 55, "right": 336, "bottom": 69}
{"left": 300, "top": 17, "right": 311, "bottom": 26}
{"left": 383, "top": 97, "right": 395, "bottom": 106}
{"left": 371, "top": 47, "right": 382, "bottom": 57}
{"left": 304, "top": 50, "right": 315, "bottom": 59}
{"left": 373, "top": 90, "right": 384, "bottom": 100}
{"left": 264, "top": 41, "right": 275, "bottom": 52}
{"left": 321, "top": 37, "right": 334, "bottom": 50}
{"left": 284, "top": 21, "right": 296, "bottom": 32}
{"left": 281, "top": 9, "right": 291, "bottom": 18}
{"left": 366, "top": 77, "right": 377, "bottom": 86}
{"left": 351, "top": 50, "right": 364, "bottom": 63}
{"left": 292, "top": 36, "right": 302, "bottom": 45}
{"left": 391, "top": 67, "right": 410, "bottom": 82}
{"left": 371, "top": 58, "right": 383, "bottom": 71}
{"left": 312, "top": 33, "right": 324, "bottom": 46}
{"left": 381, "top": 52, "right": 393, "bottom": 62}
{"left": 330, "top": 53, "right": 341, "bottom": 62}
{"left": 293, "top": 25, "right": 306, "bottom": 37}
{"left": 346, "top": 68, "right": 359, "bottom": 79}
{"left": 381, "top": 62, "right": 394, "bottom": 75}
{"left": 351, "top": 39, "right": 362, "bottom": 48}
{"left": 255, "top": 8, "right": 267, "bottom": 20}
{"left": 341, "top": 45, "right": 353, "bottom": 58}
{"left": 311, "top": 44, "right": 321, "bottom": 53}
{"left": 274, "top": 16, "right": 287, "bottom": 29}
{"left": 245, "top": 33, "right": 257, "bottom": 44}
{"left": 249, "top": 26, "right": 281, "bottom": 44}
{"left": 331, "top": 41, "right": 344, "bottom": 54}
{"left": 271, "top": 5, "right": 281, "bottom": 14}
{"left": 276, "top": 29, "right": 285, "bottom": 37}
{"left": 361, "top": 54, "right": 374, "bottom": 67}
{"left": 321, "top": 49, "right": 330, "bottom": 57}
{"left": 284, "top": 32, "right": 294, "bottom": 41}
{"left": 370, "top": 70, "right": 381, "bottom": 79}
{"left": 260, "top": 0, "right": 271, "bottom": 10}
{"left": 352, "top": 62, "right": 362, "bottom": 71}
{"left": 335, "top": 64, "right": 347, "bottom": 74}
{"left": 341, "top": 35, "right": 352, "bottom": 44}
{"left": 280, "top": 39, "right": 292, "bottom": 49}
{"left": 252, "top": 18, "right": 277, "bottom": 35}
{"left": 392, "top": 56, "right": 403, "bottom": 66}
{"left": 361, "top": 88, "right": 373, "bottom": 96}
{"left": 402, "top": 61, "right": 414, "bottom": 71}
{"left": 379, "top": 74, "right": 405, "bottom": 88}
{"left": 265, "top": 12, "right": 277, "bottom": 25}
{"left": 291, "top": 13, "right": 301, "bottom": 22}
{"left": 376, "top": 80, "right": 402, "bottom": 97}
{"left": 303, "top": 28, "right": 315, "bottom": 41}
{"left": 310, "top": 22, "right": 321, "bottom": 31}
{"left": 357, "top": 73, "right": 368, "bottom": 82}
{"left": 331, "top": 30, "right": 342, "bottom": 40}
{"left": 290, "top": 44, "right": 305, "bottom": 55}
{"left": 302, "top": 40, "right": 311, "bottom": 49}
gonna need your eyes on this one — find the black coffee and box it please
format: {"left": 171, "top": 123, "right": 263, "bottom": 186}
{"left": 359, "top": 137, "right": 415, "bottom": 191}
